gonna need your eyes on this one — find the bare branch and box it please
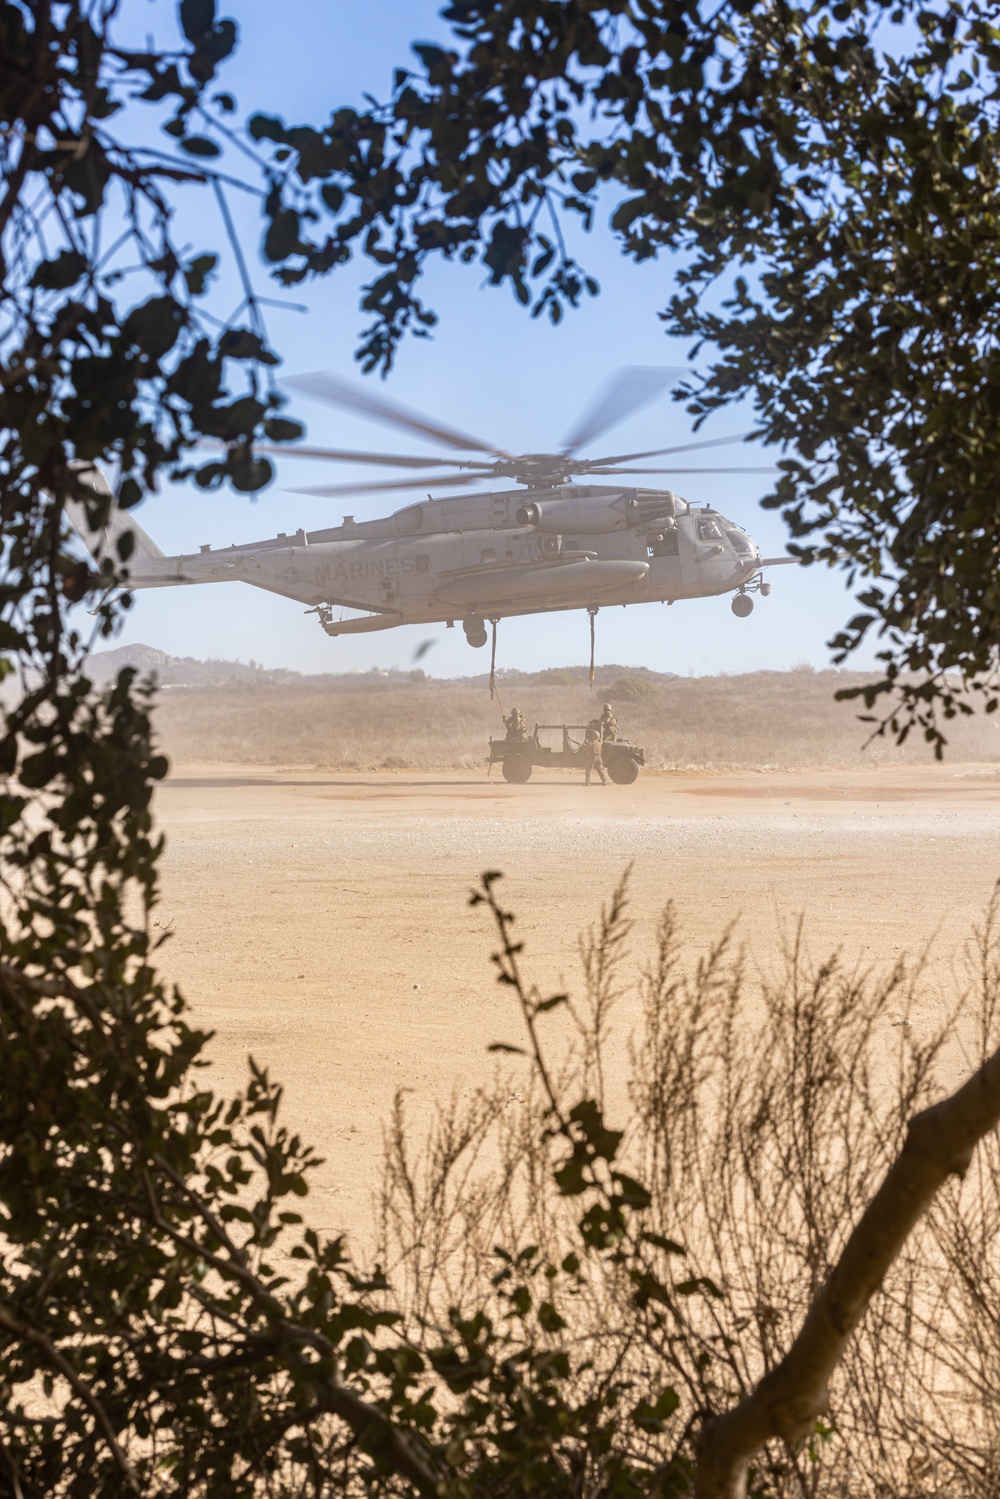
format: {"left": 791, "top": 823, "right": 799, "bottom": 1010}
{"left": 694, "top": 1042, "right": 1000, "bottom": 1498}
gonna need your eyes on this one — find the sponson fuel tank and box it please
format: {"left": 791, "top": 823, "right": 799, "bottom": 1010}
{"left": 435, "top": 557, "right": 649, "bottom": 607}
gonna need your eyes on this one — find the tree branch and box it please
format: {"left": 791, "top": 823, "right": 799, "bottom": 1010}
{"left": 0, "top": 1304, "right": 139, "bottom": 1493}
{"left": 141, "top": 1168, "right": 443, "bottom": 1496}
{"left": 0, "top": 1435, "right": 26, "bottom": 1499}
{"left": 694, "top": 1042, "right": 1000, "bottom": 1498}
{"left": 314, "top": 1373, "right": 441, "bottom": 1497}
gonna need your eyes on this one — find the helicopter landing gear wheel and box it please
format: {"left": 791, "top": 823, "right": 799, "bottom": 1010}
{"left": 502, "top": 753, "right": 533, "bottom": 784}
{"left": 607, "top": 755, "right": 639, "bottom": 785}
{"left": 731, "top": 593, "right": 754, "bottom": 618}
{"left": 463, "top": 614, "right": 488, "bottom": 648}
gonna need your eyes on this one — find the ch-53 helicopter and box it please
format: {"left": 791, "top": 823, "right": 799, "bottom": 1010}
{"left": 71, "top": 366, "right": 798, "bottom": 665}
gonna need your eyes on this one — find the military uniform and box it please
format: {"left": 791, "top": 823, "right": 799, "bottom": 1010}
{"left": 581, "top": 721, "right": 607, "bottom": 785}
{"left": 599, "top": 703, "right": 618, "bottom": 742}
{"left": 504, "top": 708, "right": 528, "bottom": 743}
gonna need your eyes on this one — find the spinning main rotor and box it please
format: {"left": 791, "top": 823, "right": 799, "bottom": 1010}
{"left": 257, "top": 366, "right": 773, "bottom": 501}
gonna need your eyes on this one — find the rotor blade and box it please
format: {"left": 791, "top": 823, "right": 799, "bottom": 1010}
{"left": 584, "top": 432, "right": 758, "bottom": 466}
{"left": 285, "top": 372, "right": 512, "bottom": 458}
{"left": 253, "top": 443, "right": 496, "bottom": 471}
{"left": 585, "top": 465, "right": 778, "bottom": 475}
{"left": 560, "top": 366, "right": 688, "bottom": 456}
{"left": 286, "top": 471, "right": 488, "bottom": 500}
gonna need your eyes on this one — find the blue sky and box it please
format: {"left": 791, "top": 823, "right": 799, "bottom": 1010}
{"left": 102, "top": 0, "right": 872, "bottom": 679}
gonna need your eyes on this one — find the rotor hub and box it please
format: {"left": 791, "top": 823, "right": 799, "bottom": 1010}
{"left": 492, "top": 454, "right": 577, "bottom": 487}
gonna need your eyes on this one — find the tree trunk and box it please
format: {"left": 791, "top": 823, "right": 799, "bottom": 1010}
{"left": 694, "top": 1043, "right": 1000, "bottom": 1498}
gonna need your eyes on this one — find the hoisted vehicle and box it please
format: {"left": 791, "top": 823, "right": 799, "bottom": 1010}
{"left": 488, "top": 724, "right": 645, "bottom": 784}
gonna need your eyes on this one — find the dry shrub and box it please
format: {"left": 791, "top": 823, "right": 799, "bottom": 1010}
{"left": 375, "top": 878, "right": 1000, "bottom": 1496}
{"left": 149, "top": 668, "right": 1000, "bottom": 771}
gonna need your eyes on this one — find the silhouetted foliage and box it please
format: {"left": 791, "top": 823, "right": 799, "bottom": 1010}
{"left": 0, "top": 2, "right": 434, "bottom": 1491}
{"left": 4, "top": 4, "right": 1000, "bottom": 1496}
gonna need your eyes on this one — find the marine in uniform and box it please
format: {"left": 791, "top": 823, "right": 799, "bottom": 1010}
{"left": 581, "top": 720, "right": 608, "bottom": 785}
{"left": 599, "top": 703, "right": 618, "bottom": 741}
{"left": 504, "top": 708, "right": 528, "bottom": 743}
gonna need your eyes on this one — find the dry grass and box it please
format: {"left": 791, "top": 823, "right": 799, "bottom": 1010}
{"left": 148, "top": 667, "right": 1000, "bottom": 771}
{"left": 375, "top": 876, "right": 1000, "bottom": 1497}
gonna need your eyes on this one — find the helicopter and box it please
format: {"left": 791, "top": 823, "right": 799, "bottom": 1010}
{"left": 70, "top": 367, "right": 799, "bottom": 663}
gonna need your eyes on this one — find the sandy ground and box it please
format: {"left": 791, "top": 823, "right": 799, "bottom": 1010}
{"left": 154, "top": 762, "right": 1000, "bottom": 1249}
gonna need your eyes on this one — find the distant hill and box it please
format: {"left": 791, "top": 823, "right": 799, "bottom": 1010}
{"left": 84, "top": 644, "right": 305, "bottom": 688}
{"left": 83, "top": 644, "right": 679, "bottom": 693}
{"left": 477, "top": 664, "right": 678, "bottom": 688}
{"left": 85, "top": 644, "right": 177, "bottom": 681}
{"left": 85, "top": 644, "right": 427, "bottom": 690}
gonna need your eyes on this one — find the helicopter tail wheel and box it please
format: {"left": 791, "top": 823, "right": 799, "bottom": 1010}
{"left": 731, "top": 593, "right": 754, "bottom": 618}
{"left": 502, "top": 753, "right": 533, "bottom": 784}
{"left": 463, "top": 614, "right": 488, "bottom": 648}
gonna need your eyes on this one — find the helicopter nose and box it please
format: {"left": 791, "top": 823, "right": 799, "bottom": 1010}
{"left": 724, "top": 526, "right": 759, "bottom": 561}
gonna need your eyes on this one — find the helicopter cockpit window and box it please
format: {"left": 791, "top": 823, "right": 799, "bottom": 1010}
{"left": 392, "top": 504, "right": 425, "bottom": 537}
{"left": 697, "top": 517, "right": 723, "bottom": 542}
{"left": 725, "top": 529, "right": 756, "bottom": 555}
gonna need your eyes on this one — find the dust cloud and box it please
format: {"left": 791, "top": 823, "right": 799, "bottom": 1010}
{"left": 111, "top": 654, "right": 1000, "bottom": 771}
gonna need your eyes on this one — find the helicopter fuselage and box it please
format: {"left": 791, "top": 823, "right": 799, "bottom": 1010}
{"left": 122, "top": 482, "right": 765, "bottom": 641}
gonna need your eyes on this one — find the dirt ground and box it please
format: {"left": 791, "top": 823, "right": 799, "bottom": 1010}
{"left": 154, "top": 762, "right": 1000, "bottom": 1251}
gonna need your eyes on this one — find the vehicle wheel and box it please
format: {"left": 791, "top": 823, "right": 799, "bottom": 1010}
{"left": 731, "top": 593, "right": 754, "bottom": 618}
{"left": 463, "top": 615, "right": 488, "bottom": 647}
{"left": 502, "top": 754, "right": 533, "bottom": 784}
{"left": 607, "top": 755, "right": 639, "bottom": 785}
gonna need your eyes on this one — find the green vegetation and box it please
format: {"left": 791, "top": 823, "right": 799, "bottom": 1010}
{"left": 608, "top": 675, "right": 659, "bottom": 704}
{"left": 524, "top": 667, "right": 589, "bottom": 688}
